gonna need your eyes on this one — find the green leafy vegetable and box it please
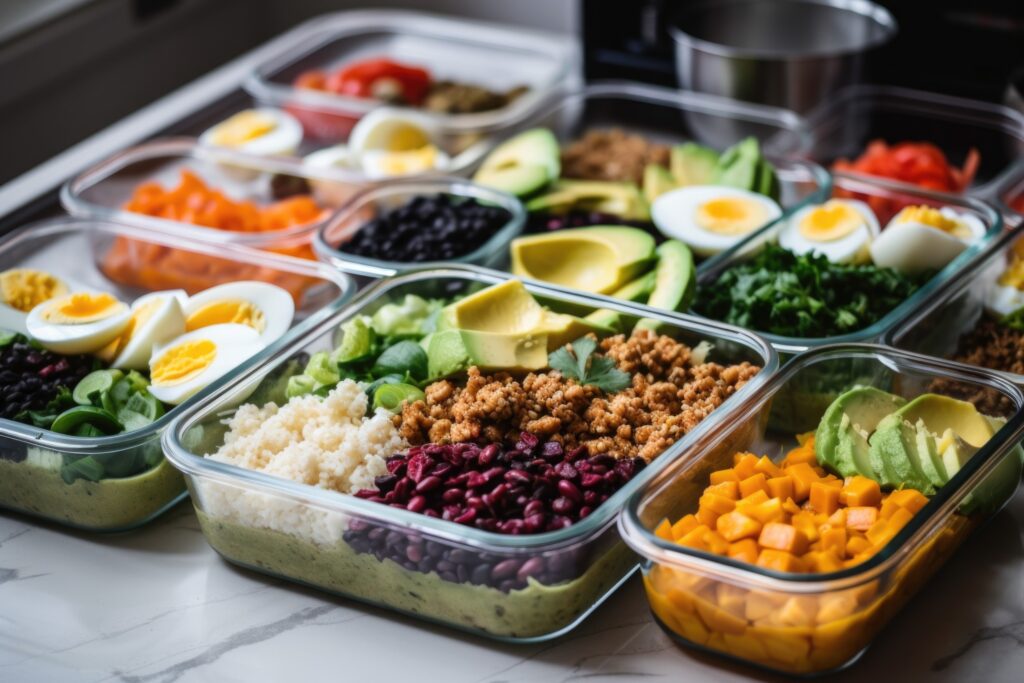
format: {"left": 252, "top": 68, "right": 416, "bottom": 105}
{"left": 304, "top": 352, "right": 341, "bottom": 386}
{"left": 332, "top": 317, "right": 376, "bottom": 364}
{"left": 693, "top": 245, "right": 929, "bottom": 338}
{"left": 1001, "top": 305, "right": 1024, "bottom": 331}
{"left": 373, "top": 383, "right": 425, "bottom": 412}
{"left": 549, "top": 336, "right": 631, "bottom": 393}
{"left": 372, "top": 341, "right": 429, "bottom": 381}
{"left": 370, "top": 295, "right": 443, "bottom": 339}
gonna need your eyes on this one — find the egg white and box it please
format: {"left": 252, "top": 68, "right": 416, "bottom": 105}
{"left": 348, "top": 108, "right": 440, "bottom": 155}
{"left": 148, "top": 324, "right": 264, "bottom": 405}
{"left": 109, "top": 290, "right": 188, "bottom": 370}
{"left": 986, "top": 283, "right": 1024, "bottom": 317}
{"left": 183, "top": 281, "right": 294, "bottom": 346}
{"left": 778, "top": 199, "right": 879, "bottom": 264}
{"left": 359, "top": 147, "right": 451, "bottom": 179}
{"left": 652, "top": 185, "right": 783, "bottom": 257}
{"left": 26, "top": 292, "right": 130, "bottom": 355}
{"left": 870, "top": 208, "right": 986, "bottom": 274}
{"left": 199, "top": 108, "right": 303, "bottom": 157}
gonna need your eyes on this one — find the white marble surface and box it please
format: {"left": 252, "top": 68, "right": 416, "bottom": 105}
{"left": 1, "top": 490, "right": 1023, "bottom": 683}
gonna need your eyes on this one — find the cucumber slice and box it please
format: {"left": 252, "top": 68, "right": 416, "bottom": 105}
{"left": 73, "top": 369, "right": 124, "bottom": 406}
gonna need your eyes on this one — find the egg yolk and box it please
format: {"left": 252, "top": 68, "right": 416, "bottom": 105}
{"left": 41, "top": 293, "right": 123, "bottom": 324}
{"left": 384, "top": 126, "right": 431, "bottom": 152}
{"left": 209, "top": 111, "right": 277, "bottom": 147}
{"left": 798, "top": 201, "right": 866, "bottom": 242}
{"left": 186, "top": 299, "right": 266, "bottom": 333}
{"left": 97, "top": 298, "right": 163, "bottom": 362}
{"left": 374, "top": 145, "right": 439, "bottom": 176}
{"left": 0, "top": 269, "right": 67, "bottom": 312}
{"left": 152, "top": 339, "right": 217, "bottom": 386}
{"left": 695, "top": 197, "right": 769, "bottom": 236}
{"left": 894, "top": 206, "right": 973, "bottom": 239}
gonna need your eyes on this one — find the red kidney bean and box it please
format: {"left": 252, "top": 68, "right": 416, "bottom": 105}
{"left": 557, "top": 479, "right": 583, "bottom": 502}
{"left": 406, "top": 495, "right": 427, "bottom": 513}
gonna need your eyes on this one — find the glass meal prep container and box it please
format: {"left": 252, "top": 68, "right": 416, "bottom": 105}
{"left": 0, "top": 218, "right": 354, "bottom": 532}
{"left": 314, "top": 177, "right": 526, "bottom": 277}
{"left": 691, "top": 172, "right": 1003, "bottom": 355}
{"left": 619, "top": 344, "right": 1024, "bottom": 676}
{"left": 993, "top": 160, "right": 1024, "bottom": 228}
{"left": 805, "top": 85, "right": 1024, "bottom": 199}
{"left": 242, "top": 9, "right": 577, "bottom": 142}
{"left": 61, "top": 137, "right": 491, "bottom": 258}
{"left": 162, "top": 266, "right": 778, "bottom": 641}
{"left": 886, "top": 221, "right": 1024, "bottom": 401}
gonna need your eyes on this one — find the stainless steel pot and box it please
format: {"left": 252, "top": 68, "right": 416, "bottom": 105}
{"left": 671, "top": 0, "right": 897, "bottom": 115}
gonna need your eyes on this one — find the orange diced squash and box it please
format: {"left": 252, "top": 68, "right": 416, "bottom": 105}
{"left": 655, "top": 519, "right": 674, "bottom": 541}
{"left": 820, "top": 527, "right": 847, "bottom": 555}
{"left": 745, "top": 497, "right": 786, "bottom": 525}
{"left": 790, "top": 511, "right": 820, "bottom": 543}
{"left": 734, "top": 454, "right": 760, "bottom": 480}
{"left": 758, "top": 522, "right": 809, "bottom": 555}
{"left": 671, "top": 514, "right": 701, "bottom": 540}
{"left": 887, "top": 506, "right": 914, "bottom": 532}
{"left": 865, "top": 519, "right": 896, "bottom": 547}
{"left": 888, "top": 488, "right": 929, "bottom": 514}
{"left": 716, "top": 511, "right": 763, "bottom": 542}
{"left": 826, "top": 508, "right": 846, "bottom": 528}
{"left": 695, "top": 506, "right": 720, "bottom": 528}
{"left": 782, "top": 498, "right": 802, "bottom": 515}
{"left": 710, "top": 468, "right": 740, "bottom": 485}
{"left": 707, "top": 480, "right": 740, "bottom": 500}
{"left": 766, "top": 476, "right": 795, "bottom": 502}
{"left": 840, "top": 476, "right": 882, "bottom": 508}
{"left": 739, "top": 473, "right": 770, "bottom": 499}
{"left": 846, "top": 506, "right": 879, "bottom": 531}
{"left": 738, "top": 489, "right": 770, "bottom": 507}
{"left": 678, "top": 524, "right": 712, "bottom": 550}
{"left": 704, "top": 529, "right": 730, "bottom": 555}
{"left": 784, "top": 463, "right": 821, "bottom": 502}
{"left": 728, "top": 538, "right": 760, "bottom": 564}
{"left": 756, "top": 549, "right": 804, "bottom": 573}
{"left": 846, "top": 535, "right": 871, "bottom": 557}
{"left": 700, "top": 491, "right": 737, "bottom": 516}
{"left": 879, "top": 498, "right": 902, "bottom": 520}
{"left": 809, "top": 481, "right": 841, "bottom": 515}
{"left": 755, "top": 455, "right": 782, "bottom": 478}
{"left": 804, "top": 550, "right": 843, "bottom": 573}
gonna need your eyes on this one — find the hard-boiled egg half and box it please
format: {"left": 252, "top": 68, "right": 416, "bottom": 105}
{"left": 200, "top": 108, "right": 303, "bottom": 157}
{"left": 148, "top": 324, "right": 264, "bottom": 405}
{"left": 652, "top": 186, "right": 782, "bottom": 257}
{"left": 870, "top": 205, "right": 986, "bottom": 274}
{"left": 26, "top": 291, "right": 130, "bottom": 354}
{"left": 0, "top": 268, "right": 71, "bottom": 336}
{"left": 778, "top": 199, "right": 879, "bottom": 263}
{"left": 985, "top": 240, "right": 1024, "bottom": 317}
{"left": 96, "top": 290, "right": 188, "bottom": 370}
{"left": 348, "top": 108, "right": 450, "bottom": 179}
{"left": 303, "top": 145, "right": 362, "bottom": 205}
{"left": 182, "top": 281, "right": 294, "bottom": 346}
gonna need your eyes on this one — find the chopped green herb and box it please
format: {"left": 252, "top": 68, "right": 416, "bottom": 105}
{"left": 549, "top": 336, "right": 631, "bottom": 393}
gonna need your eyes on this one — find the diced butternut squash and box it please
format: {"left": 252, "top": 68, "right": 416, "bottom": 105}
{"left": 696, "top": 596, "right": 747, "bottom": 635}
{"left": 784, "top": 463, "right": 821, "bottom": 502}
{"left": 678, "top": 524, "right": 712, "bottom": 550}
{"left": 790, "top": 511, "right": 820, "bottom": 544}
{"left": 704, "top": 529, "right": 730, "bottom": 555}
{"left": 879, "top": 498, "right": 902, "bottom": 520}
{"left": 888, "top": 488, "right": 929, "bottom": 514}
{"left": 766, "top": 475, "right": 795, "bottom": 502}
{"left": 695, "top": 506, "right": 719, "bottom": 528}
{"left": 846, "top": 506, "right": 878, "bottom": 531}
{"left": 746, "top": 497, "right": 786, "bottom": 525}
{"left": 728, "top": 538, "right": 760, "bottom": 564}
{"left": 707, "top": 480, "right": 739, "bottom": 500}
{"left": 756, "top": 549, "right": 804, "bottom": 573}
{"left": 775, "top": 596, "right": 818, "bottom": 628}
{"left": 809, "top": 482, "right": 840, "bottom": 515}
{"left": 739, "top": 473, "right": 770, "bottom": 499}
{"left": 710, "top": 468, "right": 740, "bottom": 485}
{"left": 717, "top": 511, "right": 763, "bottom": 542}
{"left": 865, "top": 519, "right": 896, "bottom": 548}
{"left": 887, "top": 506, "right": 914, "bottom": 533}
{"left": 754, "top": 455, "right": 782, "bottom": 478}
{"left": 671, "top": 514, "right": 700, "bottom": 540}
{"left": 734, "top": 454, "right": 760, "bottom": 480}
{"left": 840, "top": 476, "right": 882, "bottom": 508}
{"left": 654, "top": 519, "right": 674, "bottom": 541}
{"left": 759, "top": 522, "right": 809, "bottom": 555}
{"left": 846, "top": 535, "right": 871, "bottom": 557}
{"left": 820, "top": 527, "right": 847, "bottom": 556}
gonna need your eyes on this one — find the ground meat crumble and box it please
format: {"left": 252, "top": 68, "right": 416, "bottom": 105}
{"left": 929, "top": 315, "right": 1022, "bottom": 417}
{"left": 396, "top": 330, "right": 760, "bottom": 461}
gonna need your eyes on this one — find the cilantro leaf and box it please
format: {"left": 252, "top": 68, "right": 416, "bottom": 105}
{"left": 548, "top": 336, "right": 630, "bottom": 393}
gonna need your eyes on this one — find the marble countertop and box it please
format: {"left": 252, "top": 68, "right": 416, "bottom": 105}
{"left": 1, "top": 489, "right": 1022, "bottom": 683}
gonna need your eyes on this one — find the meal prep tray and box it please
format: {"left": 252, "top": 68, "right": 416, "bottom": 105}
{"left": 0, "top": 218, "right": 354, "bottom": 531}
{"left": 693, "top": 172, "right": 1003, "bottom": 355}
{"left": 243, "top": 9, "right": 578, "bottom": 140}
{"left": 992, "top": 160, "right": 1024, "bottom": 228}
{"left": 163, "top": 265, "right": 778, "bottom": 641}
{"left": 805, "top": 85, "right": 1024, "bottom": 198}
{"left": 312, "top": 82, "right": 832, "bottom": 280}
{"left": 619, "top": 344, "right": 1024, "bottom": 675}
{"left": 886, "top": 222, "right": 1024, "bottom": 387}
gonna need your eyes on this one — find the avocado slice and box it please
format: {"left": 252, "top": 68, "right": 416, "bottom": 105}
{"left": 426, "top": 329, "right": 548, "bottom": 378}
{"left": 643, "top": 164, "right": 677, "bottom": 203}
{"left": 611, "top": 270, "right": 658, "bottom": 302}
{"left": 961, "top": 416, "right": 1024, "bottom": 514}
{"left": 635, "top": 240, "right": 697, "bottom": 331}
{"left": 670, "top": 143, "right": 719, "bottom": 187}
{"left": 526, "top": 180, "right": 650, "bottom": 221}
{"left": 815, "top": 386, "right": 907, "bottom": 479}
{"left": 473, "top": 128, "right": 560, "bottom": 197}
{"left": 756, "top": 158, "right": 781, "bottom": 202}
{"left": 583, "top": 308, "right": 623, "bottom": 332}
{"left": 510, "top": 226, "right": 656, "bottom": 295}
{"left": 869, "top": 414, "right": 935, "bottom": 493}
{"left": 909, "top": 418, "right": 947, "bottom": 491}
{"left": 437, "top": 279, "right": 611, "bottom": 352}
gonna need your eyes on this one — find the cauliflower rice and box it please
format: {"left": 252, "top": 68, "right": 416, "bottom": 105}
{"left": 199, "top": 380, "right": 408, "bottom": 545}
